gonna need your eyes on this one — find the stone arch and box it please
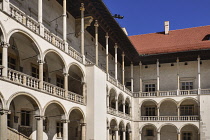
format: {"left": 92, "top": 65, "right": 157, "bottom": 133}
{"left": 125, "top": 97, "right": 131, "bottom": 115}
{"left": 110, "top": 118, "right": 118, "bottom": 127}
{"left": 67, "top": 62, "right": 85, "bottom": 79}
{"left": 140, "top": 123, "right": 158, "bottom": 133}
{"left": 140, "top": 123, "right": 158, "bottom": 140}
{"left": 119, "top": 120, "right": 125, "bottom": 128}
{"left": 159, "top": 98, "right": 178, "bottom": 116}
{"left": 158, "top": 123, "right": 178, "bottom": 132}
{"left": 140, "top": 99, "right": 158, "bottom": 107}
{"left": 0, "top": 21, "right": 6, "bottom": 42}
{"left": 178, "top": 97, "right": 199, "bottom": 106}
{"left": 6, "top": 91, "right": 42, "bottom": 114}
{"left": 158, "top": 98, "right": 178, "bottom": 108}
{"left": 159, "top": 123, "right": 178, "bottom": 140}
{"left": 118, "top": 93, "right": 124, "bottom": 112}
{"left": 179, "top": 123, "right": 199, "bottom": 133}
{"left": 68, "top": 107, "right": 86, "bottom": 123}
{"left": 109, "top": 88, "right": 117, "bottom": 109}
{"left": 0, "top": 91, "right": 5, "bottom": 109}
{"left": 42, "top": 100, "right": 67, "bottom": 116}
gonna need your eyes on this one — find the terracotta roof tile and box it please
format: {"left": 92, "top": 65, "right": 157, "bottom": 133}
{"left": 129, "top": 25, "right": 210, "bottom": 55}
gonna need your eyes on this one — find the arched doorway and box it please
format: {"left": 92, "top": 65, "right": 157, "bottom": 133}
{"left": 160, "top": 124, "right": 178, "bottom": 140}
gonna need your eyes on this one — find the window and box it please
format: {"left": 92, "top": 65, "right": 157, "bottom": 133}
{"left": 8, "top": 56, "right": 16, "bottom": 70}
{"left": 145, "top": 84, "right": 156, "bottom": 92}
{"left": 181, "top": 82, "right": 193, "bottom": 90}
{"left": 21, "top": 110, "right": 30, "bottom": 126}
{"left": 146, "top": 129, "right": 154, "bottom": 136}
{"left": 31, "top": 65, "right": 39, "bottom": 78}
{"left": 56, "top": 75, "right": 64, "bottom": 88}
{"left": 183, "top": 132, "right": 192, "bottom": 140}
{"left": 180, "top": 105, "right": 194, "bottom": 116}
{"left": 56, "top": 122, "right": 63, "bottom": 138}
{"left": 43, "top": 117, "right": 48, "bottom": 131}
{"left": 145, "top": 107, "right": 156, "bottom": 116}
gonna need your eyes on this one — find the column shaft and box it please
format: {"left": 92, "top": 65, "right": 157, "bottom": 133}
{"left": 178, "top": 133, "right": 181, "bottom": 140}
{"left": 2, "top": 43, "right": 9, "bottom": 78}
{"left": 38, "top": 61, "right": 44, "bottom": 89}
{"left": 64, "top": 73, "right": 69, "bottom": 98}
{"left": 107, "top": 95, "right": 109, "bottom": 108}
{"left": 107, "top": 128, "right": 109, "bottom": 140}
{"left": 116, "top": 99, "right": 118, "bottom": 111}
{"left": 157, "top": 60, "right": 160, "bottom": 92}
{"left": 81, "top": 124, "right": 86, "bottom": 140}
{"left": 123, "top": 131, "right": 126, "bottom": 140}
{"left": 63, "top": 121, "right": 68, "bottom": 140}
{"left": 131, "top": 62, "right": 134, "bottom": 92}
{"left": 94, "top": 20, "right": 99, "bottom": 66}
{"left": 114, "top": 44, "right": 118, "bottom": 80}
{"left": 0, "top": 110, "right": 9, "bottom": 140}
{"left": 105, "top": 33, "right": 109, "bottom": 74}
{"left": 115, "top": 130, "right": 118, "bottom": 140}
{"left": 177, "top": 58, "right": 180, "bottom": 95}
{"left": 122, "top": 53, "right": 125, "bottom": 86}
{"left": 157, "top": 132, "right": 160, "bottom": 140}
{"left": 123, "top": 103, "right": 125, "bottom": 114}
{"left": 63, "top": 0, "right": 67, "bottom": 41}
{"left": 36, "top": 117, "right": 43, "bottom": 140}
{"left": 38, "top": 0, "right": 42, "bottom": 23}
{"left": 198, "top": 56, "right": 201, "bottom": 94}
{"left": 139, "top": 62, "right": 142, "bottom": 92}
{"left": 80, "top": 3, "right": 85, "bottom": 64}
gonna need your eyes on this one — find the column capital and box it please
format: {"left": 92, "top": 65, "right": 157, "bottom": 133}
{"left": 94, "top": 20, "right": 99, "bottom": 27}
{"left": 80, "top": 122, "right": 86, "bottom": 126}
{"left": 0, "top": 42, "right": 10, "bottom": 48}
{"left": 0, "top": 109, "right": 10, "bottom": 115}
{"left": 105, "top": 33, "right": 109, "bottom": 38}
{"left": 197, "top": 56, "right": 200, "bottom": 60}
{"left": 63, "top": 73, "right": 69, "bottom": 77}
{"left": 114, "top": 43, "right": 118, "bottom": 48}
{"left": 139, "top": 61, "right": 142, "bottom": 66}
{"left": 80, "top": 3, "right": 85, "bottom": 11}
{"left": 61, "top": 119, "right": 69, "bottom": 123}
{"left": 34, "top": 115, "right": 45, "bottom": 120}
{"left": 37, "top": 59, "right": 45, "bottom": 64}
{"left": 122, "top": 52, "right": 125, "bottom": 57}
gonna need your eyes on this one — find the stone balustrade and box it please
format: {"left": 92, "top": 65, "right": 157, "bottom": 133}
{"left": 68, "top": 46, "right": 83, "bottom": 63}
{"left": 140, "top": 116, "right": 199, "bottom": 121}
{"left": 68, "top": 91, "right": 84, "bottom": 104}
{"left": 107, "top": 107, "right": 131, "bottom": 120}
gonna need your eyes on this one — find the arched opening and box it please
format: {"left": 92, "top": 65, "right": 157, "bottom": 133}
{"left": 160, "top": 125, "right": 178, "bottom": 140}
{"left": 68, "top": 109, "right": 85, "bottom": 140}
{"left": 43, "top": 102, "right": 66, "bottom": 140}
{"left": 110, "top": 119, "right": 118, "bottom": 140}
{"left": 8, "top": 94, "right": 40, "bottom": 138}
{"left": 126, "top": 123, "right": 132, "bottom": 140}
{"left": 141, "top": 124, "right": 157, "bottom": 140}
{"left": 109, "top": 89, "right": 117, "bottom": 109}
{"left": 141, "top": 100, "right": 157, "bottom": 119}
{"left": 180, "top": 124, "right": 199, "bottom": 140}
{"left": 125, "top": 98, "right": 131, "bottom": 115}
{"left": 119, "top": 121, "right": 125, "bottom": 140}
{"left": 118, "top": 94, "right": 124, "bottom": 112}
{"left": 179, "top": 99, "right": 199, "bottom": 117}
{"left": 159, "top": 100, "right": 177, "bottom": 116}
{"left": 68, "top": 64, "right": 84, "bottom": 96}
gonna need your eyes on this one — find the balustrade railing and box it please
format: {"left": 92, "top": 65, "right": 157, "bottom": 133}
{"left": 10, "top": 4, "right": 40, "bottom": 33}
{"left": 159, "top": 90, "right": 177, "bottom": 96}
{"left": 201, "top": 89, "right": 210, "bottom": 94}
{"left": 0, "top": 65, "right": 3, "bottom": 76}
{"left": 68, "top": 91, "right": 84, "bottom": 104}
{"left": 140, "top": 116, "right": 199, "bottom": 121}
{"left": 180, "top": 89, "right": 198, "bottom": 95}
{"left": 107, "top": 107, "right": 131, "bottom": 120}
{"left": 108, "top": 75, "right": 118, "bottom": 86}
{"left": 141, "top": 92, "right": 157, "bottom": 97}
{"left": 43, "top": 82, "right": 65, "bottom": 98}
{"left": 68, "top": 46, "right": 82, "bottom": 63}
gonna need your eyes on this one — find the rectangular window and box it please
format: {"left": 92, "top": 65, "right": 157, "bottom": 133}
{"left": 56, "top": 122, "right": 63, "bottom": 138}
{"left": 31, "top": 65, "right": 39, "bottom": 78}
{"left": 146, "top": 129, "right": 154, "bottom": 136}
{"left": 8, "top": 56, "right": 16, "bottom": 70}
{"left": 21, "top": 110, "right": 30, "bottom": 126}
{"left": 145, "top": 84, "right": 156, "bottom": 92}
{"left": 180, "top": 105, "right": 194, "bottom": 116}
{"left": 183, "top": 132, "right": 192, "bottom": 140}
{"left": 56, "top": 75, "right": 64, "bottom": 88}
{"left": 181, "top": 82, "right": 193, "bottom": 90}
{"left": 145, "top": 107, "right": 156, "bottom": 116}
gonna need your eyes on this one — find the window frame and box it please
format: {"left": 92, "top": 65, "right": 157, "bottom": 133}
{"left": 56, "top": 75, "right": 64, "bottom": 88}
{"left": 20, "top": 109, "right": 30, "bottom": 127}
{"left": 144, "top": 83, "right": 156, "bottom": 92}
{"left": 145, "top": 106, "right": 156, "bottom": 116}
{"left": 181, "top": 81, "right": 193, "bottom": 90}
{"left": 180, "top": 105, "right": 194, "bottom": 116}
{"left": 146, "top": 129, "right": 154, "bottom": 136}
{"left": 56, "top": 121, "right": 63, "bottom": 138}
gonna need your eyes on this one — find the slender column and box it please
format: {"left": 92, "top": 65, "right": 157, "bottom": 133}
{"left": 139, "top": 62, "right": 142, "bottom": 92}
{"left": 178, "top": 107, "right": 180, "bottom": 120}
{"left": 82, "top": 82, "right": 86, "bottom": 104}
{"left": 157, "top": 107, "right": 160, "bottom": 120}
{"left": 157, "top": 59, "right": 160, "bottom": 93}
{"left": 38, "top": 0, "right": 43, "bottom": 23}
{"left": 178, "top": 132, "right": 181, "bottom": 140}
{"left": 62, "top": 120, "right": 69, "bottom": 140}
{"left": 63, "top": 73, "right": 69, "bottom": 98}
{"left": 80, "top": 3, "right": 85, "bottom": 64}
{"left": 107, "top": 127, "right": 110, "bottom": 140}
{"left": 81, "top": 123, "right": 86, "bottom": 140}
{"left": 198, "top": 56, "right": 201, "bottom": 94}
{"left": 129, "top": 106, "right": 132, "bottom": 116}
{"left": 1, "top": 42, "right": 9, "bottom": 78}
{"left": 38, "top": 60, "right": 44, "bottom": 89}
{"left": 123, "top": 102, "right": 125, "bottom": 114}
{"left": 114, "top": 43, "right": 118, "bottom": 80}
{"left": 122, "top": 52, "right": 125, "bottom": 86}
{"left": 2, "top": 0, "right": 10, "bottom": 13}
{"left": 94, "top": 20, "right": 99, "bottom": 66}
{"left": 105, "top": 33, "right": 109, "bottom": 74}
{"left": 123, "top": 130, "right": 126, "bottom": 140}
{"left": 177, "top": 58, "right": 180, "bottom": 95}
{"left": 0, "top": 109, "right": 9, "bottom": 140}
{"left": 139, "top": 131, "right": 142, "bottom": 140}
{"left": 157, "top": 132, "right": 160, "bottom": 140}
{"left": 107, "top": 95, "right": 110, "bottom": 108}
{"left": 63, "top": 0, "right": 67, "bottom": 41}
{"left": 115, "top": 98, "right": 118, "bottom": 111}
{"left": 35, "top": 116, "right": 44, "bottom": 140}
{"left": 115, "top": 129, "right": 119, "bottom": 140}
{"left": 131, "top": 62, "right": 134, "bottom": 92}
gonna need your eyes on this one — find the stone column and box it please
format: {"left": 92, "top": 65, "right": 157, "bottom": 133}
{"left": 94, "top": 20, "right": 99, "bottom": 66}
{"left": 129, "top": 106, "right": 132, "bottom": 116}
{"left": 123, "top": 129, "right": 126, "bottom": 140}
{"left": 115, "top": 98, "right": 118, "bottom": 111}
{"left": 139, "top": 62, "right": 142, "bottom": 92}
{"left": 177, "top": 58, "right": 180, "bottom": 95}
{"left": 107, "top": 127, "right": 110, "bottom": 140}
{"left": 38, "top": 0, "right": 44, "bottom": 36}
{"left": 1, "top": 42, "right": 9, "bottom": 78}
{"left": 2, "top": 0, "right": 10, "bottom": 13}
{"left": 157, "top": 132, "right": 160, "bottom": 140}
{"left": 122, "top": 52, "right": 125, "bottom": 86}
{"left": 63, "top": 0, "right": 67, "bottom": 41}
{"left": 63, "top": 73, "right": 69, "bottom": 98}
{"left": 62, "top": 119, "right": 69, "bottom": 140}
{"left": 178, "top": 132, "right": 181, "bottom": 140}
{"left": 131, "top": 62, "right": 134, "bottom": 92}
{"left": 81, "top": 123, "right": 86, "bottom": 140}
{"left": 114, "top": 43, "right": 118, "bottom": 80}
{"left": 38, "top": 60, "right": 44, "bottom": 89}
{"left": 177, "top": 107, "right": 180, "bottom": 120}
{"left": 105, "top": 33, "right": 109, "bottom": 74}
{"left": 157, "top": 107, "right": 160, "bottom": 120}
{"left": 35, "top": 115, "right": 44, "bottom": 140}
{"left": 115, "top": 129, "right": 119, "bottom": 140}
{"left": 198, "top": 56, "right": 201, "bottom": 94}
{"left": 0, "top": 109, "right": 9, "bottom": 140}
{"left": 157, "top": 59, "right": 160, "bottom": 94}
{"left": 139, "top": 131, "right": 142, "bottom": 140}
{"left": 123, "top": 102, "right": 125, "bottom": 114}
{"left": 107, "top": 94, "right": 110, "bottom": 109}
{"left": 80, "top": 3, "right": 85, "bottom": 64}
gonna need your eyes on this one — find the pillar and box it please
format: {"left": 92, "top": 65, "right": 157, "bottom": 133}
{"left": 63, "top": 73, "right": 69, "bottom": 98}
{"left": 122, "top": 52, "right": 125, "bottom": 86}
{"left": 178, "top": 107, "right": 180, "bottom": 120}
{"left": 107, "top": 127, "right": 110, "bottom": 140}
{"left": 131, "top": 62, "right": 134, "bottom": 92}
{"left": 157, "top": 59, "right": 160, "bottom": 93}
{"left": 115, "top": 98, "right": 118, "bottom": 111}
{"left": 35, "top": 116, "right": 43, "bottom": 140}
{"left": 139, "top": 62, "right": 142, "bottom": 92}
{"left": 115, "top": 129, "right": 119, "bottom": 140}
{"left": 123, "top": 102, "right": 125, "bottom": 114}
{"left": 198, "top": 56, "right": 201, "bottom": 94}
{"left": 94, "top": 20, "right": 99, "bottom": 66}
{"left": 107, "top": 95, "right": 109, "bottom": 109}
{"left": 139, "top": 131, "right": 142, "bottom": 140}
{"left": 177, "top": 58, "right": 180, "bottom": 95}
{"left": 62, "top": 120, "right": 68, "bottom": 140}
{"left": 80, "top": 3, "right": 85, "bottom": 64}
{"left": 157, "top": 132, "right": 160, "bottom": 140}
{"left": 2, "top": 0, "right": 10, "bottom": 13}
{"left": 0, "top": 109, "right": 9, "bottom": 140}
{"left": 38, "top": 0, "right": 44, "bottom": 36}
{"left": 114, "top": 43, "right": 118, "bottom": 80}
{"left": 105, "top": 33, "right": 109, "bottom": 74}
{"left": 81, "top": 123, "right": 86, "bottom": 140}
{"left": 123, "top": 130, "right": 126, "bottom": 140}
{"left": 38, "top": 60, "right": 44, "bottom": 89}
{"left": 157, "top": 107, "right": 160, "bottom": 120}
{"left": 178, "top": 132, "right": 181, "bottom": 140}
{"left": 1, "top": 42, "right": 9, "bottom": 78}
{"left": 63, "top": 0, "right": 67, "bottom": 41}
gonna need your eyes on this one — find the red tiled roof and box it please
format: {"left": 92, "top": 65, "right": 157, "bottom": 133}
{"left": 129, "top": 25, "right": 210, "bottom": 55}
